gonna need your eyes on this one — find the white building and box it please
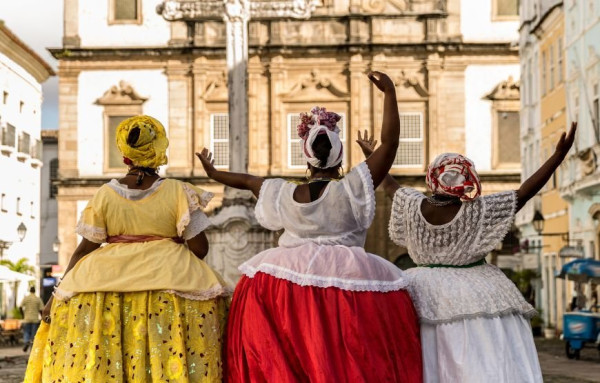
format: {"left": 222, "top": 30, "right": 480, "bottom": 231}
{"left": 0, "top": 23, "right": 54, "bottom": 315}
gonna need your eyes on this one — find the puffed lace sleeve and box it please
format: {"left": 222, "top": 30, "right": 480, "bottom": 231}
{"left": 474, "top": 190, "right": 517, "bottom": 254}
{"left": 342, "top": 162, "right": 375, "bottom": 229}
{"left": 76, "top": 187, "right": 108, "bottom": 244}
{"left": 388, "top": 187, "right": 422, "bottom": 247}
{"left": 178, "top": 182, "right": 214, "bottom": 240}
{"left": 255, "top": 179, "right": 286, "bottom": 231}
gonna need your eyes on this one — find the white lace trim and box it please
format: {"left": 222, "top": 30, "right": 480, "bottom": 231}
{"left": 53, "top": 285, "right": 232, "bottom": 302}
{"left": 106, "top": 179, "right": 164, "bottom": 200}
{"left": 255, "top": 179, "right": 285, "bottom": 231}
{"left": 406, "top": 263, "right": 536, "bottom": 323}
{"left": 177, "top": 183, "right": 214, "bottom": 237}
{"left": 182, "top": 210, "right": 212, "bottom": 240}
{"left": 181, "top": 182, "right": 213, "bottom": 209}
{"left": 420, "top": 307, "right": 538, "bottom": 325}
{"left": 75, "top": 222, "right": 106, "bottom": 244}
{"left": 240, "top": 263, "right": 410, "bottom": 292}
{"left": 352, "top": 162, "right": 376, "bottom": 229}
{"left": 474, "top": 190, "right": 517, "bottom": 256}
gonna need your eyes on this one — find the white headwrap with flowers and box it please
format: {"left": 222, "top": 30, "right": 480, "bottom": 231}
{"left": 297, "top": 106, "right": 343, "bottom": 169}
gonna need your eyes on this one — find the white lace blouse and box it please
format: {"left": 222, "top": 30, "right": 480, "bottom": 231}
{"left": 240, "top": 162, "right": 409, "bottom": 292}
{"left": 389, "top": 188, "right": 536, "bottom": 323}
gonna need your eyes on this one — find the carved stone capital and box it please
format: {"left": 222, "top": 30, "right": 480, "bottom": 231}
{"left": 157, "top": 0, "right": 318, "bottom": 21}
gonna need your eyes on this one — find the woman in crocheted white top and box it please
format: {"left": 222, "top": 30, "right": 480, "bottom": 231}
{"left": 357, "top": 122, "right": 577, "bottom": 383}
{"left": 197, "top": 72, "right": 423, "bottom": 382}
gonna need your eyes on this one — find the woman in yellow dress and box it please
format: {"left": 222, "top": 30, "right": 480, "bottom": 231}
{"left": 24, "top": 116, "right": 230, "bottom": 382}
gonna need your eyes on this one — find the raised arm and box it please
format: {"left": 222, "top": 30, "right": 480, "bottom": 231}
{"left": 364, "top": 72, "right": 400, "bottom": 189}
{"left": 516, "top": 122, "right": 577, "bottom": 211}
{"left": 196, "top": 148, "right": 264, "bottom": 198}
{"left": 356, "top": 130, "right": 400, "bottom": 199}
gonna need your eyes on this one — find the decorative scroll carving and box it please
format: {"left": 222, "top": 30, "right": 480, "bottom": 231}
{"left": 281, "top": 70, "right": 349, "bottom": 101}
{"left": 157, "top": 0, "right": 319, "bottom": 21}
{"left": 360, "top": 0, "right": 444, "bottom": 14}
{"left": 394, "top": 70, "right": 429, "bottom": 97}
{"left": 484, "top": 76, "right": 520, "bottom": 101}
{"left": 95, "top": 81, "right": 148, "bottom": 105}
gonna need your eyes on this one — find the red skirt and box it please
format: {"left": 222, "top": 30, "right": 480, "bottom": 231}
{"left": 225, "top": 272, "right": 423, "bottom": 382}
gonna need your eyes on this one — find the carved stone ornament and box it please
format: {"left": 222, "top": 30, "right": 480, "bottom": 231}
{"left": 95, "top": 81, "right": 148, "bottom": 106}
{"left": 201, "top": 71, "right": 229, "bottom": 101}
{"left": 157, "top": 0, "right": 319, "bottom": 21}
{"left": 577, "top": 147, "right": 597, "bottom": 176}
{"left": 281, "top": 70, "right": 349, "bottom": 101}
{"left": 484, "top": 76, "right": 520, "bottom": 101}
{"left": 394, "top": 70, "right": 429, "bottom": 97}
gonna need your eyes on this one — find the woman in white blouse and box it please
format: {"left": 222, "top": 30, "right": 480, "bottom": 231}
{"left": 357, "top": 122, "right": 577, "bottom": 383}
{"left": 197, "top": 72, "right": 423, "bottom": 382}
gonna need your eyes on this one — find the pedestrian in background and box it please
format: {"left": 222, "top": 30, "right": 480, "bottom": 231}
{"left": 20, "top": 286, "right": 43, "bottom": 352}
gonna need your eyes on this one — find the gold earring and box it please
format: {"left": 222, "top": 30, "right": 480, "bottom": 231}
{"left": 305, "top": 168, "right": 310, "bottom": 180}
{"left": 338, "top": 167, "right": 345, "bottom": 178}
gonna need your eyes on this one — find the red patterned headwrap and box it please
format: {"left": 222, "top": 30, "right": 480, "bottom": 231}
{"left": 426, "top": 153, "right": 481, "bottom": 200}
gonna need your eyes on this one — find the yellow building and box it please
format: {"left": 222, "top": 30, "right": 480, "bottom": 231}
{"left": 535, "top": 3, "right": 570, "bottom": 330}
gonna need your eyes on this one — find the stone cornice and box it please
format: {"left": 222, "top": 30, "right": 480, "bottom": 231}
{"left": 50, "top": 42, "right": 517, "bottom": 61}
{"left": 0, "top": 23, "right": 55, "bottom": 82}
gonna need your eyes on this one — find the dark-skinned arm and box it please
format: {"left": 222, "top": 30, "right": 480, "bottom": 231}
{"left": 196, "top": 148, "right": 264, "bottom": 198}
{"left": 41, "top": 238, "right": 101, "bottom": 322}
{"left": 364, "top": 72, "right": 400, "bottom": 189}
{"left": 186, "top": 231, "right": 209, "bottom": 260}
{"left": 356, "top": 130, "right": 400, "bottom": 199}
{"left": 516, "top": 122, "right": 577, "bottom": 211}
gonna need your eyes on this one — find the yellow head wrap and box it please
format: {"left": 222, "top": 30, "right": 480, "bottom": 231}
{"left": 116, "top": 115, "right": 168, "bottom": 169}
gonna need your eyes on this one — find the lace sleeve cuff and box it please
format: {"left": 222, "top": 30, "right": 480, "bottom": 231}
{"left": 182, "top": 210, "right": 212, "bottom": 240}
{"left": 75, "top": 221, "right": 107, "bottom": 244}
{"left": 388, "top": 188, "right": 409, "bottom": 247}
{"left": 255, "top": 179, "right": 285, "bottom": 231}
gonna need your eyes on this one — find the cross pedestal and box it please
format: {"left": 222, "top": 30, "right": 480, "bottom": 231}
{"left": 158, "top": 0, "right": 317, "bottom": 285}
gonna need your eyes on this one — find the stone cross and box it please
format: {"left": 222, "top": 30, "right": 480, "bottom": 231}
{"left": 158, "top": 0, "right": 318, "bottom": 174}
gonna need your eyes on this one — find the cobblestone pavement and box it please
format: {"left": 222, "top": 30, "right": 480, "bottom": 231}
{"left": 0, "top": 346, "right": 28, "bottom": 383}
{"left": 0, "top": 340, "right": 598, "bottom": 382}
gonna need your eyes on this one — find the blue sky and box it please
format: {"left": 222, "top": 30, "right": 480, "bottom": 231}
{"left": 0, "top": 0, "right": 63, "bottom": 129}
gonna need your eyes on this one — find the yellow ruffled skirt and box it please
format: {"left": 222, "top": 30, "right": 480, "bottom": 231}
{"left": 24, "top": 291, "right": 228, "bottom": 382}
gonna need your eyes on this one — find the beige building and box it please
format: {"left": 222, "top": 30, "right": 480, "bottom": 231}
{"left": 54, "top": 0, "right": 522, "bottom": 267}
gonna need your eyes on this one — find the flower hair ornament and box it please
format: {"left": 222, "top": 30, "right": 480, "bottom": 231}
{"left": 296, "top": 106, "right": 343, "bottom": 169}
{"left": 426, "top": 153, "right": 482, "bottom": 201}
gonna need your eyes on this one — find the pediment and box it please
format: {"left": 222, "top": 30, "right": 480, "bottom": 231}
{"left": 201, "top": 71, "right": 229, "bottom": 102}
{"left": 281, "top": 71, "right": 349, "bottom": 102}
{"left": 394, "top": 70, "right": 429, "bottom": 99}
{"left": 587, "top": 45, "right": 600, "bottom": 68}
{"left": 95, "top": 81, "right": 148, "bottom": 105}
{"left": 484, "top": 76, "right": 520, "bottom": 101}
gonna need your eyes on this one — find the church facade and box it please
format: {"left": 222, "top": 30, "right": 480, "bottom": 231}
{"left": 54, "top": 0, "right": 522, "bottom": 268}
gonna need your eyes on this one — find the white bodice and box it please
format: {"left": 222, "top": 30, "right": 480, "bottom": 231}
{"left": 389, "top": 188, "right": 536, "bottom": 323}
{"left": 243, "top": 162, "right": 409, "bottom": 292}
{"left": 255, "top": 162, "right": 375, "bottom": 248}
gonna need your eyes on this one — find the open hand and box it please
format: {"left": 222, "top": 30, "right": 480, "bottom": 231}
{"left": 356, "top": 129, "right": 378, "bottom": 157}
{"left": 368, "top": 71, "right": 395, "bottom": 93}
{"left": 196, "top": 148, "right": 217, "bottom": 177}
{"left": 555, "top": 122, "right": 577, "bottom": 157}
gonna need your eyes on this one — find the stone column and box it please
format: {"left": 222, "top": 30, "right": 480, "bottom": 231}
{"left": 224, "top": 0, "right": 250, "bottom": 175}
{"left": 166, "top": 60, "right": 193, "bottom": 176}
{"left": 57, "top": 65, "right": 79, "bottom": 179}
{"left": 63, "top": 0, "right": 81, "bottom": 47}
